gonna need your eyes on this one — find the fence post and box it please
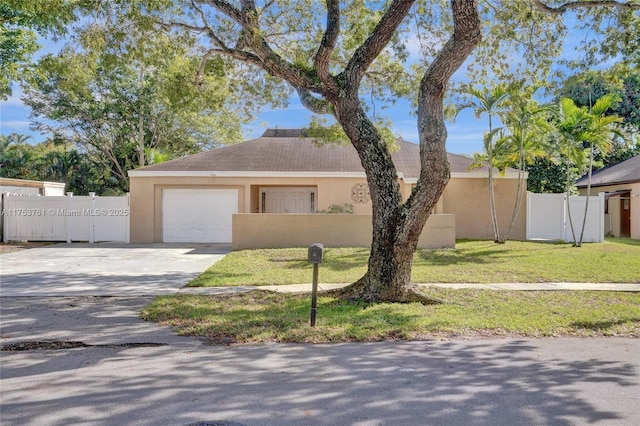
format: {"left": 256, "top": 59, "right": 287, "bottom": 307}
{"left": 526, "top": 192, "right": 531, "bottom": 240}
{"left": 2, "top": 193, "right": 7, "bottom": 243}
{"left": 89, "top": 192, "right": 96, "bottom": 244}
{"left": 66, "top": 192, "right": 73, "bottom": 243}
{"left": 562, "top": 193, "right": 568, "bottom": 242}
{"left": 125, "top": 193, "right": 131, "bottom": 243}
{"left": 598, "top": 192, "right": 605, "bottom": 243}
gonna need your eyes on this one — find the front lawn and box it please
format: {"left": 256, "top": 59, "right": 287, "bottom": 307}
{"left": 142, "top": 289, "right": 640, "bottom": 343}
{"left": 188, "top": 238, "right": 640, "bottom": 287}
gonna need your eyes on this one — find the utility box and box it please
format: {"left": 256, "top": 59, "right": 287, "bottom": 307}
{"left": 307, "top": 243, "right": 324, "bottom": 264}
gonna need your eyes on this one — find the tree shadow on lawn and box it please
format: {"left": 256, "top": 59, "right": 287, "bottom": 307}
{"left": 416, "top": 248, "right": 527, "bottom": 266}
{"left": 606, "top": 237, "right": 640, "bottom": 247}
{"left": 322, "top": 251, "right": 369, "bottom": 272}
{"left": 571, "top": 318, "right": 640, "bottom": 333}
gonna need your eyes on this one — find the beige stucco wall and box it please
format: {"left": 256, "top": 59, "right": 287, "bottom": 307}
{"left": 579, "top": 183, "right": 640, "bottom": 239}
{"left": 130, "top": 175, "right": 373, "bottom": 243}
{"left": 233, "top": 213, "right": 455, "bottom": 249}
{"left": 129, "top": 174, "right": 525, "bottom": 243}
{"left": 441, "top": 177, "right": 527, "bottom": 240}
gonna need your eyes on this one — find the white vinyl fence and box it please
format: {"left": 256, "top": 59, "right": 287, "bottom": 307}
{"left": 2, "top": 193, "right": 130, "bottom": 243}
{"left": 526, "top": 192, "right": 605, "bottom": 243}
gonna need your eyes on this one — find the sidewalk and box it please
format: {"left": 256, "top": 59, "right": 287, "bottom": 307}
{"left": 177, "top": 282, "right": 640, "bottom": 295}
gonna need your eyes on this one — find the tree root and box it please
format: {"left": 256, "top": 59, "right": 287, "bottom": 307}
{"left": 328, "top": 281, "right": 444, "bottom": 305}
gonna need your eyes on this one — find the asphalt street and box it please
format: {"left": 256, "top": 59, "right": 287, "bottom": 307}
{"left": 1, "top": 296, "right": 639, "bottom": 426}
{"left": 1, "top": 243, "right": 639, "bottom": 425}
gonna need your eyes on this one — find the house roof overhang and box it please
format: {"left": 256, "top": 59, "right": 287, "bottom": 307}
{"left": 128, "top": 129, "right": 524, "bottom": 180}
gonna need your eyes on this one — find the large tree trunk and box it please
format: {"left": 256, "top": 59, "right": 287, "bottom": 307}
{"left": 334, "top": 0, "right": 481, "bottom": 303}
{"left": 329, "top": 94, "right": 429, "bottom": 302}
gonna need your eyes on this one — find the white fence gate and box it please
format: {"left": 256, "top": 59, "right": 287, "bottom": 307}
{"left": 526, "top": 192, "right": 605, "bottom": 243}
{"left": 2, "top": 193, "right": 130, "bottom": 243}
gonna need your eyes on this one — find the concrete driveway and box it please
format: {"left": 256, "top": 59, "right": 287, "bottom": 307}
{"left": 0, "top": 243, "right": 229, "bottom": 296}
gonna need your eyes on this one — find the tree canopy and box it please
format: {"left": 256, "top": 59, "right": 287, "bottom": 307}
{"left": 16, "top": 2, "right": 270, "bottom": 192}
{"left": 0, "top": 0, "right": 84, "bottom": 99}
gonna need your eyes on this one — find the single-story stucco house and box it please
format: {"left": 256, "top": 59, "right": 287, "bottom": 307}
{"left": 577, "top": 154, "right": 640, "bottom": 239}
{"left": 0, "top": 177, "right": 66, "bottom": 196}
{"left": 128, "top": 129, "right": 526, "bottom": 248}
{"left": 1, "top": 178, "right": 67, "bottom": 241}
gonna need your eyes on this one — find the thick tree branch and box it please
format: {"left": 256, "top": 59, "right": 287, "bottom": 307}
{"left": 314, "top": 0, "right": 340, "bottom": 86}
{"left": 343, "top": 0, "right": 415, "bottom": 86}
{"left": 406, "top": 0, "right": 481, "bottom": 233}
{"left": 532, "top": 0, "right": 640, "bottom": 14}
{"left": 295, "top": 86, "right": 333, "bottom": 114}
{"left": 163, "top": 3, "right": 322, "bottom": 94}
{"left": 196, "top": 50, "right": 216, "bottom": 83}
{"left": 240, "top": 0, "right": 258, "bottom": 25}
{"left": 199, "top": 0, "right": 243, "bottom": 24}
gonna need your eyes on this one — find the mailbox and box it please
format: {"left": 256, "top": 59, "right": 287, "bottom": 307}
{"left": 307, "top": 243, "right": 324, "bottom": 264}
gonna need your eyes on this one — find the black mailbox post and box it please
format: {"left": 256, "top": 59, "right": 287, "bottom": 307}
{"left": 307, "top": 243, "right": 323, "bottom": 326}
{"left": 308, "top": 243, "right": 324, "bottom": 264}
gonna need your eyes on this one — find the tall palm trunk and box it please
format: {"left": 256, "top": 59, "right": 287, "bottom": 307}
{"left": 565, "top": 158, "right": 578, "bottom": 245}
{"left": 577, "top": 142, "right": 595, "bottom": 246}
{"left": 502, "top": 126, "right": 526, "bottom": 242}
{"left": 487, "top": 117, "right": 501, "bottom": 243}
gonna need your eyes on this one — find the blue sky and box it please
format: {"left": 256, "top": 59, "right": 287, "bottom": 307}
{"left": 0, "top": 83, "right": 486, "bottom": 155}
{"left": 0, "top": 7, "right": 607, "bottom": 157}
{"left": 0, "top": 4, "right": 624, "bottom": 158}
{"left": 0, "top": 15, "right": 488, "bottom": 156}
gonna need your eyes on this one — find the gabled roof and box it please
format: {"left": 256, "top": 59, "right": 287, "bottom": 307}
{"left": 130, "top": 129, "right": 516, "bottom": 179}
{"left": 576, "top": 155, "right": 640, "bottom": 188}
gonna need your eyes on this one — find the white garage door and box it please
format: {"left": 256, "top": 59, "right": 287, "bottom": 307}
{"left": 162, "top": 189, "right": 238, "bottom": 243}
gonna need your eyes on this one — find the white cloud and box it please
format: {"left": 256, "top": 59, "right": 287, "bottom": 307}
{"left": 0, "top": 120, "right": 31, "bottom": 130}
{"left": 1, "top": 94, "right": 25, "bottom": 107}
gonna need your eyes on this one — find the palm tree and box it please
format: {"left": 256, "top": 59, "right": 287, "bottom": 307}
{"left": 554, "top": 95, "right": 622, "bottom": 246}
{"left": 459, "top": 84, "right": 510, "bottom": 243}
{"left": 500, "top": 88, "right": 552, "bottom": 242}
{"left": 0, "top": 133, "right": 34, "bottom": 178}
{"left": 144, "top": 147, "right": 172, "bottom": 165}
{"left": 577, "top": 93, "right": 623, "bottom": 245}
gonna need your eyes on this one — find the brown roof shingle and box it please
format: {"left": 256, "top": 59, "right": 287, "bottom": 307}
{"left": 576, "top": 155, "right": 640, "bottom": 188}
{"left": 136, "top": 129, "right": 504, "bottom": 178}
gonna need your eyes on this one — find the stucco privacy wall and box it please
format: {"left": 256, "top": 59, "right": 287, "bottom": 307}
{"left": 233, "top": 213, "right": 455, "bottom": 249}
{"left": 129, "top": 175, "right": 372, "bottom": 243}
{"left": 442, "top": 177, "right": 527, "bottom": 240}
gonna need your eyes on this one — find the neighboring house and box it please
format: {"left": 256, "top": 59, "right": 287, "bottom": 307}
{"left": 0, "top": 177, "right": 67, "bottom": 241}
{"left": 128, "top": 129, "right": 526, "bottom": 248}
{"left": 577, "top": 154, "right": 640, "bottom": 239}
{"left": 0, "top": 177, "right": 66, "bottom": 196}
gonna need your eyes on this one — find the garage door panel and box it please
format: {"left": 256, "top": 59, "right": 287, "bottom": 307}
{"left": 162, "top": 189, "right": 238, "bottom": 243}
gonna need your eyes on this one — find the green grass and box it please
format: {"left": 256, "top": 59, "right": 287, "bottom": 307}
{"left": 141, "top": 289, "right": 640, "bottom": 343}
{"left": 188, "top": 238, "right": 640, "bottom": 287}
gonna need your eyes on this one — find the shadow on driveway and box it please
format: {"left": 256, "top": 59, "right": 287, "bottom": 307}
{"left": 0, "top": 243, "right": 229, "bottom": 296}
